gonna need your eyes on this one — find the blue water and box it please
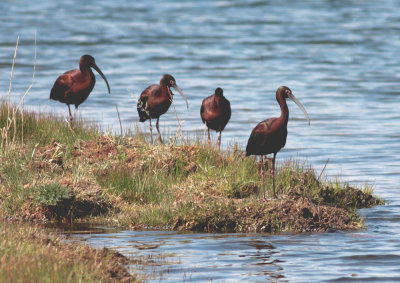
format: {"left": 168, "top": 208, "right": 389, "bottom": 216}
{"left": 2, "top": 0, "right": 400, "bottom": 281}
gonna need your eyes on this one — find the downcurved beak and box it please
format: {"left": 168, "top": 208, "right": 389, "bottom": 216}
{"left": 93, "top": 63, "right": 111, "bottom": 94}
{"left": 288, "top": 93, "right": 310, "bottom": 125}
{"left": 172, "top": 83, "right": 189, "bottom": 109}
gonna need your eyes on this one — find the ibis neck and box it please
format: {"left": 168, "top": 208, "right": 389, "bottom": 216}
{"left": 213, "top": 93, "right": 222, "bottom": 102}
{"left": 158, "top": 79, "right": 171, "bottom": 97}
{"left": 165, "top": 85, "right": 173, "bottom": 99}
{"left": 80, "top": 64, "right": 93, "bottom": 76}
{"left": 278, "top": 96, "right": 289, "bottom": 125}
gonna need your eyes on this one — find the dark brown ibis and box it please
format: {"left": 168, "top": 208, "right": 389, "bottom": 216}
{"left": 200, "top": 87, "right": 231, "bottom": 149}
{"left": 137, "top": 74, "right": 188, "bottom": 143}
{"left": 50, "top": 54, "right": 110, "bottom": 123}
{"left": 245, "top": 86, "right": 310, "bottom": 199}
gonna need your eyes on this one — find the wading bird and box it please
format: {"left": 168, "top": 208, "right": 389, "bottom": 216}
{"left": 50, "top": 55, "right": 110, "bottom": 124}
{"left": 200, "top": 87, "right": 231, "bottom": 149}
{"left": 137, "top": 74, "right": 188, "bottom": 143}
{"left": 245, "top": 86, "right": 310, "bottom": 199}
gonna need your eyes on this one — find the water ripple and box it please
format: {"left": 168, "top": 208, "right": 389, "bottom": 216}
{"left": 3, "top": 0, "right": 400, "bottom": 282}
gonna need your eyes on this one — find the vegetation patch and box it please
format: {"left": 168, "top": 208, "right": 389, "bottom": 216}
{"left": 0, "top": 221, "right": 137, "bottom": 282}
{"left": 0, "top": 103, "right": 383, "bottom": 233}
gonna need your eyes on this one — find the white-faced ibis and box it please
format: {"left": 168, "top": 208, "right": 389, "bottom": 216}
{"left": 245, "top": 86, "right": 310, "bottom": 199}
{"left": 200, "top": 87, "right": 231, "bottom": 149}
{"left": 50, "top": 54, "right": 110, "bottom": 123}
{"left": 137, "top": 74, "right": 188, "bottom": 143}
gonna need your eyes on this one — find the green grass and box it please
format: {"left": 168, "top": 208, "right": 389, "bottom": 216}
{"left": 33, "top": 183, "right": 72, "bottom": 205}
{"left": 0, "top": 102, "right": 99, "bottom": 147}
{"left": 0, "top": 102, "right": 383, "bottom": 233}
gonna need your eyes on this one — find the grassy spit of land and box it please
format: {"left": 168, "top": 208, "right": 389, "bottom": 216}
{"left": 0, "top": 221, "right": 137, "bottom": 282}
{"left": 0, "top": 102, "right": 383, "bottom": 233}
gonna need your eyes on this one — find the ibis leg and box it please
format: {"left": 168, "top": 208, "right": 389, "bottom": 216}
{"left": 67, "top": 104, "right": 73, "bottom": 124}
{"left": 261, "top": 155, "right": 265, "bottom": 200}
{"left": 203, "top": 123, "right": 207, "bottom": 145}
{"left": 149, "top": 119, "right": 153, "bottom": 144}
{"left": 156, "top": 117, "right": 162, "bottom": 143}
{"left": 207, "top": 128, "right": 211, "bottom": 146}
{"left": 272, "top": 153, "right": 277, "bottom": 199}
{"left": 217, "top": 131, "right": 221, "bottom": 150}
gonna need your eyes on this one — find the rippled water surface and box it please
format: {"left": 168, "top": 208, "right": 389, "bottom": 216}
{"left": 2, "top": 0, "right": 400, "bottom": 282}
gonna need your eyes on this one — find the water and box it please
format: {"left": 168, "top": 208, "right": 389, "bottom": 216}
{"left": 2, "top": 0, "right": 400, "bottom": 281}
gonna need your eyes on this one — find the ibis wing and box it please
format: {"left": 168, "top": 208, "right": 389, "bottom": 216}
{"left": 245, "top": 120, "right": 272, "bottom": 156}
{"left": 225, "top": 99, "right": 232, "bottom": 122}
{"left": 200, "top": 102, "right": 206, "bottom": 123}
{"left": 50, "top": 73, "right": 73, "bottom": 102}
{"left": 200, "top": 95, "right": 220, "bottom": 124}
{"left": 137, "top": 88, "right": 151, "bottom": 122}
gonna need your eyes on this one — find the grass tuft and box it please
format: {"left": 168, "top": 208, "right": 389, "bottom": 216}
{"left": 0, "top": 102, "right": 100, "bottom": 148}
{"left": 34, "top": 183, "right": 73, "bottom": 206}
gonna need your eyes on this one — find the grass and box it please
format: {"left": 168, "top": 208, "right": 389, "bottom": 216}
{"left": 0, "top": 102, "right": 383, "bottom": 233}
{"left": 34, "top": 183, "right": 73, "bottom": 206}
{"left": 0, "top": 221, "right": 137, "bottom": 282}
{"left": 0, "top": 102, "right": 99, "bottom": 147}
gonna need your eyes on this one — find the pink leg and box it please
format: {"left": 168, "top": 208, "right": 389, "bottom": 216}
{"left": 217, "top": 131, "right": 221, "bottom": 150}
{"left": 156, "top": 117, "right": 162, "bottom": 143}
{"left": 272, "top": 153, "right": 277, "bottom": 199}
{"left": 68, "top": 104, "right": 73, "bottom": 121}
{"left": 203, "top": 123, "right": 207, "bottom": 145}
{"left": 261, "top": 155, "right": 265, "bottom": 200}
{"left": 67, "top": 104, "right": 73, "bottom": 125}
{"left": 149, "top": 119, "right": 153, "bottom": 143}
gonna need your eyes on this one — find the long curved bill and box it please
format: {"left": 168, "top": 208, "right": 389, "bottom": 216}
{"left": 288, "top": 93, "right": 310, "bottom": 125}
{"left": 93, "top": 64, "right": 111, "bottom": 94}
{"left": 172, "top": 84, "right": 189, "bottom": 109}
